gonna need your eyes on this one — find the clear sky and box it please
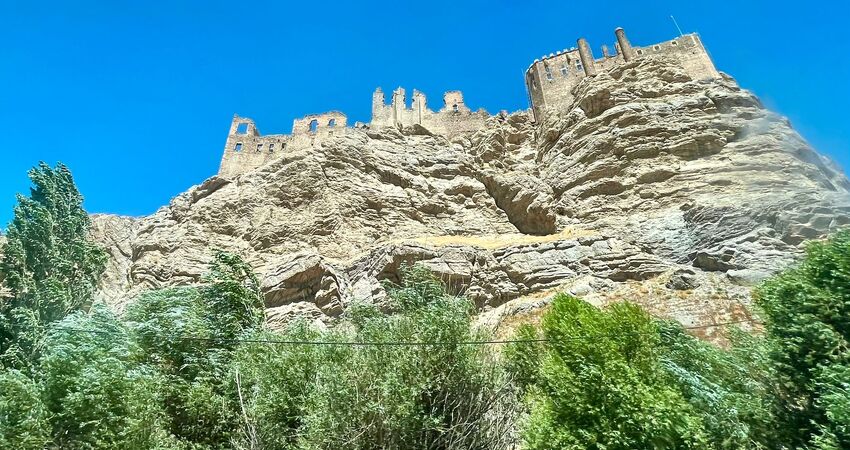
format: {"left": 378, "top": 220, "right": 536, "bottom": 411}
{"left": 1, "top": 1, "right": 848, "bottom": 228}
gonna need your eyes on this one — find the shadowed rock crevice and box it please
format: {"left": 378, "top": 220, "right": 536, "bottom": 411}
{"left": 88, "top": 57, "right": 850, "bottom": 332}
{"left": 479, "top": 173, "right": 557, "bottom": 236}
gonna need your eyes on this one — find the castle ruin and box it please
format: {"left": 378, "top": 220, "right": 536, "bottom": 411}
{"left": 219, "top": 28, "right": 720, "bottom": 178}
{"left": 525, "top": 28, "right": 718, "bottom": 121}
{"left": 370, "top": 88, "right": 489, "bottom": 136}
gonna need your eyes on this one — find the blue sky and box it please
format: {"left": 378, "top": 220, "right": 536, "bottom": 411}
{"left": 1, "top": 1, "right": 848, "bottom": 228}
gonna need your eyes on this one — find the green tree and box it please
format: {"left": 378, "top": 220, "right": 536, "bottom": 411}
{"left": 658, "top": 322, "right": 778, "bottom": 449}
{"left": 810, "top": 363, "right": 850, "bottom": 449}
{"left": 201, "top": 251, "right": 264, "bottom": 345}
{"left": 126, "top": 251, "right": 265, "bottom": 449}
{"left": 230, "top": 323, "right": 325, "bottom": 449}
{"left": 39, "top": 305, "right": 177, "bottom": 449}
{"left": 0, "top": 368, "right": 50, "bottom": 449}
{"left": 232, "top": 265, "right": 518, "bottom": 450}
{"left": 756, "top": 230, "right": 850, "bottom": 448}
{"left": 0, "top": 162, "right": 107, "bottom": 369}
{"left": 508, "top": 294, "right": 707, "bottom": 450}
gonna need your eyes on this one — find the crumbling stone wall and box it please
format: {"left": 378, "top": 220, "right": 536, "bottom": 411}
{"left": 218, "top": 112, "right": 354, "bottom": 178}
{"left": 292, "top": 111, "right": 347, "bottom": 135}
{"left": 219, "top": 28, "right": 721, "bottom": 178}
{"left": 526, "top": 29, "right": 719, "bottom": 121}
{"left": 370, "top": 87, "right": 489, "bottom": 136}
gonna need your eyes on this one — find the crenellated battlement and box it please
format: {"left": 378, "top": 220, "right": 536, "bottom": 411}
{"left": 219, "top": 27, "right": 721, "bottom": 178}
{"left": 219, "top": 88, "right": 489, "bottom": 177}
{"left": 218, "top": 112, "right": 357, "bottom": 178}
{"left": 370, "top": 87, "right": 489, "bottom": 136}
{"left": 525, "top": 28, "right": 719, "bottom": 121}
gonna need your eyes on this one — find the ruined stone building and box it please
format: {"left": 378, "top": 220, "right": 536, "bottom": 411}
{"left": 370, "top": 88, "right": 490, "bottom": 136}
{"left": 218, "top": 28, "right": 720, "bottom": 178}
{"left": 218, "top": 112, "right": 351, "bottom": 178}
{"left": 525, "top": 28, "right": 718, "bottom": 121}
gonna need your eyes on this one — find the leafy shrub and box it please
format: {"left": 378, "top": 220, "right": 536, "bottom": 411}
{"left": 756, "top": 230, "right": 850, "bottom": 447}
{"left": 0, "top": 368, "right": 50, "bottom": 449}
{"left": 40, "top": 305, "right": 177, "bottom": 449}
{"left": 508, "top": 294, "right": 708, "bottom": 449}
{"left": 658, "top": 322, "right": 777, "bottom": 449}
{"left": 233, "top": 265, "right": 519, "bottom": 450}
{"left": 125, "top": 251, "right": 264, "bottom": 449}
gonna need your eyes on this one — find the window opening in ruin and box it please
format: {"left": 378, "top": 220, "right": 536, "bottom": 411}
{"left": 236, "top": 123, "right": 248, "bottom": 134}
{"left": 576, "top": 60, "right": 584, "bottom": 73}
{"left": 637, "top": 49, "right": 644, "bottom": 55}
{"left": 671, "top": 40, "right": 678, "bottom": 46}
{"left": 269, "top": 143, "right": 275, "bottom": 152}
{"left": 328, "top": 119, "right": 336, "bottom": 127}
{"left": 560, "top": 63, "right": 569, "bottom": 76}
{"left": 653, "top": 45, "right": 660, "bottom": 51}
{"left": 234, "top": 143, "right": 243, "bottom": 152}
{"left": 452, "top": 104, "right": 459, "bottom": 112}
{"left": 544, "top": 64, "right": 553, "bottom": 81}
{"left": 309, "top": 119, "right": 318, "bottom": 133}
{"left": 256, "top": 143, "right": 263, "bottom": 152}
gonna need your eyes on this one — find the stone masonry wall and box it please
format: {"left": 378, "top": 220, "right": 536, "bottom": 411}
{"left": 219, "top": 88, "right": 490, "bottom": 178}
{"left": 218, "top": 113, "right": 356, "bottom": 178}
{"left": 370, "top": 87, "right": 489, "bottom": 137}
{"left": 526, "top": 30, "right": 719, "bottom": 121}
{"left": 220, "top": 28, "right": 720, "bottom": 178}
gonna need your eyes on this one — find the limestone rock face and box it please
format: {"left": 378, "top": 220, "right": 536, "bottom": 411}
{"left": 91, "top": 57, "right": 850, "bottom": 330}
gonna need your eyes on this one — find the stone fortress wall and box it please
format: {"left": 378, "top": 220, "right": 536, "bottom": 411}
{"left": 370, "top": 88, "right": 490, "bottom": 136}
{"left": 526, "top": 28, "right": 719, "bottom": 121}
{"left": 218, "top": 89, "right": 488, "bottom": 177}
{"left": 219, "top": 27, "right": 720, "bottom": 178}
{"left": 218, "top": 112, "right": 356, "bottom": 178}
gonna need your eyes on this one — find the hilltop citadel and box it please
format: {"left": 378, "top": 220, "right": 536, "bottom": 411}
{"left": 219, "top": 28, "right": 719, "bottom": 177}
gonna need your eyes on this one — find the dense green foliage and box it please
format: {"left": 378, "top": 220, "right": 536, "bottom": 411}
{"left": 508, "top": 296, "right": 708, "bottom": 449}
{"left": 506, "top": 297, "right": 782, "bottom": 450}
{"left": 124, "top": 251, "right": 265, "bottom": 448}
{"left": 2, "top": 162, "right": 850, "bottom": 449}
{"left": 756, "top": 230, "right": 850, "bottom": 448}
{"left": 40, "top": 305, "right": 177, "bottom": 449}
{"left": 231, "top": 265, "right": 517, "bottom": 449}
{"left": 0, "top": 368, "right": 49, "bottom": 449}
{"left": 0, "top": 162, "right": 107, "bottom": 370}
{"left": 657, "top": 323, "right": 777, "bottom": 449}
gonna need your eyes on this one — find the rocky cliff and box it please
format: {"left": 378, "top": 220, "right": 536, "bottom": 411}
{"left": 91, "top": 57, "right": 850, "bottom": 336}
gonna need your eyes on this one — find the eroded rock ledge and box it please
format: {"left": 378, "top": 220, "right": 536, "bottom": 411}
{"left": 91, "top": 58, "right": 850, "bottom": 330}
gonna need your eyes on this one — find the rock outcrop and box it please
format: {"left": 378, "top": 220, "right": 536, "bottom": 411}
{"left": 91, "top": 57, "right": 850, "bottom": 330}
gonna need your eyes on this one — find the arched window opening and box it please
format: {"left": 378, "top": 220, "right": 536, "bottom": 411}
{"left": 452, "top": 104, "right": 459, "bottom": 112}
{"left": 328, "top": 119, "right": 336, "bottom": 128}
{"left": 309, "top": 119, "right": 318, "bottom": 133}
{"left": 560, "top": 63, "right": 569, "bottom": 76}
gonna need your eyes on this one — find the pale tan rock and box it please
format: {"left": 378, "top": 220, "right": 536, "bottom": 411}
{"left": 89, "top": 57, "right": 850, "bottom": 331}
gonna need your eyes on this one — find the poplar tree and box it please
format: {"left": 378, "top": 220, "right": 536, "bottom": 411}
{"left": 0, "top": 162, "right": 107, "bottom": 369}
